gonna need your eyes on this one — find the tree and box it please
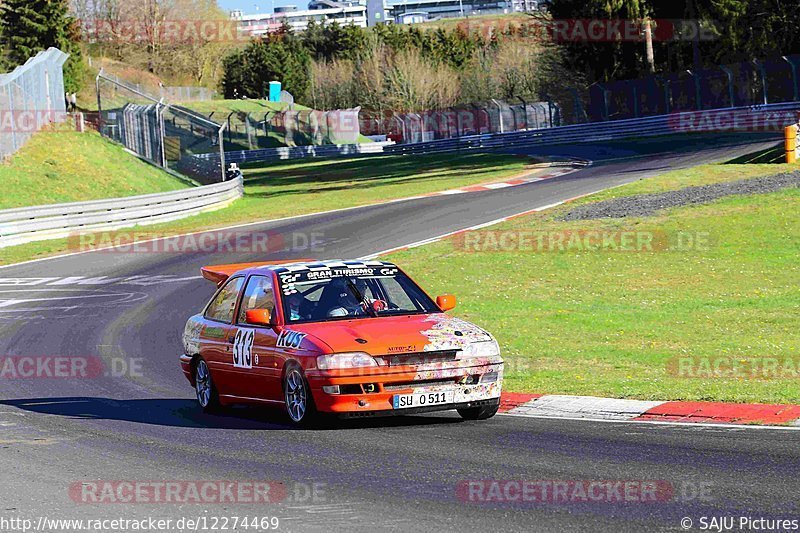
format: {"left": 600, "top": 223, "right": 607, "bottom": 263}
{"left": 547, "top": 0, "right": 650, "bottom": 82}
{"left": 0, "top": 0, "right": 85, "bottom": 90}
{"left": 221, "top": 33, "right": 310, "bottom": 101}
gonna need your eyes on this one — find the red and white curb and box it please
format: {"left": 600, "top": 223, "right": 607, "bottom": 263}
{"left": 499, "top": 393, "right": 800, "bottom": 427}
{"left": 411, "top": 166, "right": 577, "bottom": 198}
{"left": 359, "top": 165, "right": 590, "bottom": 260}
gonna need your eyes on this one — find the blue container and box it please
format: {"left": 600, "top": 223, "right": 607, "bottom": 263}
{"left": 268, "top": 81, "right": 281, "bottom": 102}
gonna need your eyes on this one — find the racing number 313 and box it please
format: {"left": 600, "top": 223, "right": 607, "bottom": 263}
{"left": 233, "top": 329, "right": 255, "bottom": 368}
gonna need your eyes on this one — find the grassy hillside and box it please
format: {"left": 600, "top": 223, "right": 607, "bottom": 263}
{"left": 0, "top": 129, "right": 189, "bottom": 209}
{"left": 389, "top": 162, "right": 800, "bottom": 404}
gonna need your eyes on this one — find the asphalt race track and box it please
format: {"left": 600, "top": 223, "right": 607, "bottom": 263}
{"left": 1, "top": 133, "right": 797, "bottom": 532}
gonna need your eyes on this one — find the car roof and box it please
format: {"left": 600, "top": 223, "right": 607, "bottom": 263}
{"left": 201, "top": 259, "right": 398, "bottom": 286}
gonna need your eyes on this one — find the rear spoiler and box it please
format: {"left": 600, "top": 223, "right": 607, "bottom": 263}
{"left": 201, "top": 260, "right": 314, "bottom": 286}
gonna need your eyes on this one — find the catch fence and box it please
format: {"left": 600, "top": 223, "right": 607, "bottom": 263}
{"left": 0, "top": 48, "right": 70, "bottom": 159}
{"left": 95, "top": 71, "right": 226, "bottom": 183}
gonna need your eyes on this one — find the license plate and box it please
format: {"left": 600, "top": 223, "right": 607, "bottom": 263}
{"left": 393, "top": 391, "right": 454, "bottom": 409}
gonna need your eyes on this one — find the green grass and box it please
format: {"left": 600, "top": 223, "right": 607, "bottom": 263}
{"left": 416, "top": 12, "right": 531, "bottom": 31}
{"left": 0, "top": 152, "right": 534, "bottom": 265}
{"left": 0, "top": 129, "right": 189, "bottom": 209}
{"left": 181, "top": 99, "right": 309, "bottom": 116}
{"left": 387, "top": 162, "right": 800, "bottom": 404}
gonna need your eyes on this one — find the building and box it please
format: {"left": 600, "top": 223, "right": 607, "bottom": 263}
{"left": 231, "top": 2, "right": 369, "bottom": 35}
{"left": 387, "top": 0, "right": 507, "bottom": 23}
{"left": 230, "top": 0, "right": 543, "bottom": 36}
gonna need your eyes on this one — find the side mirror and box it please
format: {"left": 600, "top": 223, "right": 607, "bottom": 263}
{"left": 245, "top": 309, "right": 274, "bottom": 327}
{"left": 436, "top": 294, "right": 456, "bottom": 312}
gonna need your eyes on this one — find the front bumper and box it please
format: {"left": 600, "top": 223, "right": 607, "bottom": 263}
{"left": 339, "top": 398, "right": 500, "bottom": 419}
{"left": 306, "top": 361, "right": 503, "bottom": 415}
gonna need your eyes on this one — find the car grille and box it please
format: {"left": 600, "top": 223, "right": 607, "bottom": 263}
{"left": 383, "top": 377, "right": 461, "bottom": 392}
{"left": 377, "top": 350, "right": 458, "bottom": 367}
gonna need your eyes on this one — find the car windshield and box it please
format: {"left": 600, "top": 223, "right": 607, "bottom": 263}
{"left": 277, "top": 266, "right": 439, "bottom": 323}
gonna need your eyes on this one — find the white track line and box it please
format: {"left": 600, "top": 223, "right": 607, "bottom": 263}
{"left": 357, "top": 163, "right": 591, "bottom": 259}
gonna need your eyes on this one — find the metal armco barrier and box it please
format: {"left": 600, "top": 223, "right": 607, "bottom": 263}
{"left": 0, "top": 177, "right": 244, "bottom": 248}
{"left": 210, "top": 141, "right": 394, "bottom": 165}
{"left": 199, "top": 103, "right": 799, "bottom": 164}
{"left": 384, "top": 103, "right": 800, "bottom": 156}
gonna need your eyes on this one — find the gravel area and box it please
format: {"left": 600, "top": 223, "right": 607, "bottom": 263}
{"left": 560, "top": 171, "right": 800, "bottom": 220}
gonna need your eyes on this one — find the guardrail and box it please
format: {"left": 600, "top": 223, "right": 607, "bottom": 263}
{"left": 200, "top": 141, "right": 393, "bottom": 166}
{"left": 185, "top": 103, "right": 800, "bottom": 166}
{"left": 0, "top": 177, "right": 243, "bottom": 248}
{"left": 384, "top": 103, "right": 800, "bottom": 155}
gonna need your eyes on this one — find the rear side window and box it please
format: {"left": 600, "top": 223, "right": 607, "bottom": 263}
{"left": 205, "top": 277, "right": 244, "bottom": 323}
{"left": 238, "top": 275, "right": 276, "bottom": 324}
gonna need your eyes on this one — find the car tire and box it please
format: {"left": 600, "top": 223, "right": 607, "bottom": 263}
{"left": 283, "top": 363, "right": 318, "bottom": 426}
{"left": 194, "top": 358, "right": 221, "bottom": 413}
{"left": 457, "top": 403, "right": 499, "bottom": 420}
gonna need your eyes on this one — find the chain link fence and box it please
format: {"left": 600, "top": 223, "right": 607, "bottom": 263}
{"left": 95, "top": 71, "right": 226, "bottom": 184}
{"left": 585, "top": 55, "right": 800, "bottom": 122}
{"left": 360, "top": 54, "right": 800, "bottom": 142}
{"left": 212, "top": 108, "right": 362, "bottom": 150}
{"left": 359, "top": 99, "right": 557, "bottom": 143}
{"left": 161, "top": 86, "right": 216, "bottom": 102}
{"left": 0, "top": 47, "right": 69, "bottom": 160}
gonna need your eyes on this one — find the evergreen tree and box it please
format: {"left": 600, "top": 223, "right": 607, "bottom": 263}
{"left": 221, "top": 33, "right": 310, "bottom": 101}
{"left": 0, "top": 0, "right": 85, "bottom": 90}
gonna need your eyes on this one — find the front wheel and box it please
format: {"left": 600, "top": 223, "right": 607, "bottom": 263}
{"left": 194, "top": 358, "right": 221, "bottom": 412}
{"left": 457, "top": 403, "right": 499, "bottom": 420}
{"left": 283, "top": 364, "right": 317, "bottom": 425}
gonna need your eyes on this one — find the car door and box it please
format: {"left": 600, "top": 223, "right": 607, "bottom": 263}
{"left": 232, "top": 274, "right": 282, "bottom": 402}
{"left": 199, "top": 275, "right": 245, "bottom": 397}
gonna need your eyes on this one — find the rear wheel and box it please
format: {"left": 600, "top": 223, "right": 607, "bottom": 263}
{"left": 457, "top": 403, "right": 499, "bottom": 420}
{"left": 283, "top": 364, "right": 317, "bottom": 425}
{"left": 194, "top": 359, "right": 221, "bottom": 413}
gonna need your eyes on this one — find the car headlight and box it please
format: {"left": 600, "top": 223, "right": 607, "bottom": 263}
{"left": 316, "top": 352, "right": 378, "bottom": 370}
{"left": 462, "top": 339, "right": 500, "bottom": 358}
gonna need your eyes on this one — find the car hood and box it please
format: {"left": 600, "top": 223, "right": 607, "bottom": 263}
{"left": 285, "top": 313, "right": 494, "bottom": 355}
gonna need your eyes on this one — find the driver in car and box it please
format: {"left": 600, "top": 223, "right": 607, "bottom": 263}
{"left": 327, "top": 278, "right": 385, "bottom": 317}
{"left": 286, "top": 291, "right": 310, "bottom": 321}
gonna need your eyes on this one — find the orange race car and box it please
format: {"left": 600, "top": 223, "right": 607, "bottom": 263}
{"left": 180, "top": 260, "right": 503, "bottom": 424}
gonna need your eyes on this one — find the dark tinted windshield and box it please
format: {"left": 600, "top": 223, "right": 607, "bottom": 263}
{"left": 277, "top": 265, "right": 439, "bottom": 323}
